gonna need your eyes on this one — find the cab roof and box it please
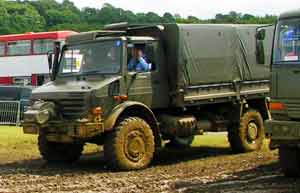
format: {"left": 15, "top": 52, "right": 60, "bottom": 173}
{"left": 66, "top": 30, "right": 126, "bottom": 44}
{"left": 279, "top": 9, "right": 300, "bottom": 19}
{"left": 66, "top": 25, "right": 162, "bottom": 44}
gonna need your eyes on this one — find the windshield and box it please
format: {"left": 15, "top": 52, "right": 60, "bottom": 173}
{"left": 274, "top": 18, "right": 300, "bottom": 63}
{"left": 59, "top": 40, "right": 122, "bottom": 75}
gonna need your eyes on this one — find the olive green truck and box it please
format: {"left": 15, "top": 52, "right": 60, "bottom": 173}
{"left": 23, "top": 23, "right": 273, "bottom": 170}
{"left": 265, "top": 9, "right": 300, "bottom": 177}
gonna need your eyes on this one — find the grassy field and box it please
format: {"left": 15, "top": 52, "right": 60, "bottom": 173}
{"left": 0, "top": 126, "right": 36, "bottom": 145}
{"left": 0, "top": 126, "right": 284, "bottom": 193}
{"left": 0, "top": 126, "right": 271, "bottom": 165}
{"left": 0, "top": 126, "right": 232, "bottom": 163}
{"left": 0, "top": 126, "right": 38, "bottom": 162}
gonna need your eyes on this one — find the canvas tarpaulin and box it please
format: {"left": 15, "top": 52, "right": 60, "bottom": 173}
{"left": 163, "top": 24, "right": 271, "bottom": 89}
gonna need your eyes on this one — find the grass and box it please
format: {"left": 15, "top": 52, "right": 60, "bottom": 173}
{"left": 0, "top": 126, "right": 36, "bottom": 146}
{"left": 0, "top": 126, "right": 230, "bottom": 162}
{"left": 0, "top": 126, "right": 39, "bottom": 162}
{"left": 0, "top": 126, "right": 268, "bottom": 164}
{"left": 192, "top": 133, "right": 230, "bottom": 148}
{"left": 0, "top": 126, "right": 229, "bottom": 148}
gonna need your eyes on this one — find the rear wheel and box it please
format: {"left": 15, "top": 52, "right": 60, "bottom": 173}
{"left": 104, "top": 117, "right": 155, "bottom": 170}
{"left": 38, "top": 131, "right": 83, "bottom": 163}
{"left": 279, "top": 147, "right": 300, "bottom": 177}
{"left": 228, "top": 110, "right": 265, "bottom": 153}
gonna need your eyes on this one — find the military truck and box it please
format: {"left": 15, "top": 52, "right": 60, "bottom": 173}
{"left": 265, "top": 9, "right": 300, "bottom": 177}
{"left": 23, "top": 23, "right": 272, "bottom": 170}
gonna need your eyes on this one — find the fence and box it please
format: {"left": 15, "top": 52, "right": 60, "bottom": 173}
{"left": 0, "top": 100, "right": 21, "bottom": 125}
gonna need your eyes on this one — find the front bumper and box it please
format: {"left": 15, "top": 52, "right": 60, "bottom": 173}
{"left": 265, "top": 120, "right": 300, "bottom": 140}
{"left": 265, "top": 119, "right": 300, "bottom": 149}
{"left": 23, "top": 120, "right": 104, "bottom": 143}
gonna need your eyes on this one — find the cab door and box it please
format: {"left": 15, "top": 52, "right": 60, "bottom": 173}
{"left": 126, "top": 41, "right": 169, "bottom": 108}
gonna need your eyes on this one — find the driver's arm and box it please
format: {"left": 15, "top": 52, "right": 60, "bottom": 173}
{"left": 138, "top": 57, "right": 151, "bottom": 71}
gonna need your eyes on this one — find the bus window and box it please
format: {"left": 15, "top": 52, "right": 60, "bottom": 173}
{"left": 0, "top": 42, "right": 4, "bottom": 56}
{"left": 33, "top": 39, "right": 54, "bottom": 54}
{"left": 7, "top": 40, "right": 31, "bottom": 56}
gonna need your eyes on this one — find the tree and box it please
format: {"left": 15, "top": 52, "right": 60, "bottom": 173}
{"left": 0, "top": 1, "right": 278, "bottom": 35}
{"left": 187, "top": 16, "right": 201, "bottom": 23}
{"left": 0, "top": 1, "right": 45, "bottom": 34}
{"left": 162, "top": 12, "right": 176, "bottom": 23}
{"left": 145, "top": 12, "right": 161, "bottom": 23}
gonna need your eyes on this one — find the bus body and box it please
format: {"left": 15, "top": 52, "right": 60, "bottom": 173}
{"left": 0, "top": 31, "right": 77, "bottom": 86}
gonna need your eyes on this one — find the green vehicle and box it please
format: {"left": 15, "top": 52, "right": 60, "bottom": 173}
{"left": 23, "top": 23, "right": 272, "bottom": 170}
{"left": 265, "top": 9, "right": 300, "bottom": 177}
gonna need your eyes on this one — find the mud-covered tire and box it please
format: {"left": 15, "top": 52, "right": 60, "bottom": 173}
{"left": 228, "top": 110, "right": 265, "bottom": 153}
{"left": 104, "top": 117, "right": 155, "bottom": 170}
{"left": 279, "top": 147, "right": 300, "bottom": 177}
{"left": 38, "top": 132, "right": 83, "bottom": 163}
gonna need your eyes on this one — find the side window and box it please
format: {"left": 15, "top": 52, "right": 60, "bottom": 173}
{"left": 7, "top": 40, "right": 31, "bottom": 56}
{"left": 127, "top": 42, "right": 158, "bottom": 72}
{"left": 0, "top": 42, "right": 5, "bottom": 56}
{"left": 33, "top": 39, "right": 54, "bottom": 54}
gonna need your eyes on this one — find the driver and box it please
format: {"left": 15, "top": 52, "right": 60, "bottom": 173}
{"left": 128, "top": 46, "right": 151, "bottom": 72}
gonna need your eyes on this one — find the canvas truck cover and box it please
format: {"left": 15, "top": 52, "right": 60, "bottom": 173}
{"left": 163, "top": 24, "right": 272, "bottom": 91}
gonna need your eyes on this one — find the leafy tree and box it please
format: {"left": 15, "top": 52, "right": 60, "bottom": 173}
{"left": 187, "top": 16, "right": 201, "bottom": 23}
{"left": 0, "top": 0, "right": 278, "bottom": 35}
{"left": 145, "top": 12, "right": 161, "bottom": 23}
{"left": 0, "top": 1, "right": 45, "bottom": 34}
{"left": 162, "top": 12, "right": 176, "bottom": 23}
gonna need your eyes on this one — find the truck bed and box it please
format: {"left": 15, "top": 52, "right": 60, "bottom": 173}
{"left": 184, "top": 79, "right": 269, "bottom": 105}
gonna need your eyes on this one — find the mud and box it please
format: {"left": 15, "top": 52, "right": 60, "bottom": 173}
{"left": 0, "top": 144, "right": 299, "bottom": 193}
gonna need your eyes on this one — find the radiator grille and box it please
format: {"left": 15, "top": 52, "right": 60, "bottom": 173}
{"left": 57, "top": 92, "right": 88, "bottom": 119}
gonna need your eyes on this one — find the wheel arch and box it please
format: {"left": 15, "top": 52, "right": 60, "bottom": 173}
{"left": 246, "top": 98, "right": 271, "bottom": 120}
{"left": 104, "top": 101, "right": 161, "bottom": 147}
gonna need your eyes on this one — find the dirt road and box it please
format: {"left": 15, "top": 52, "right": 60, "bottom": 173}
{"left": 0, "top": 131, "right": 299, "bottom": 193}
{"left": 0, "top": 147, "right": 299, "bottom": 193}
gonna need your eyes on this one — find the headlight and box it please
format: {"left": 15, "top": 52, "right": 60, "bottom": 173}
{"left": 36, "top": 109, "right": 50, "bottom": 124}
{"left": 24, "top": 101, "right": 56, "bottom": 124}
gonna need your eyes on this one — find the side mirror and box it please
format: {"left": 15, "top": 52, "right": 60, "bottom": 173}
{"left": 256, "top": 29, "right": 266, "bottom": 41}
{"left": 51, "top": 41, "right": 61, "bottom": 81}
{"left": 47, "top": 51, "right": 54, "bottom": 70}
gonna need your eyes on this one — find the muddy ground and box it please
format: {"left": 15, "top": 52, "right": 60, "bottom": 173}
{"left": 0, "top": 133, "right": 299, "bottom": 193}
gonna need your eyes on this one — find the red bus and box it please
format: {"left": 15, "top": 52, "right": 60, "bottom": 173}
{"left": 0, "top": 31, "right": 77, "bottom": 86}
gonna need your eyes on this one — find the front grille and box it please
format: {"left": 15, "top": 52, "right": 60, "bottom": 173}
{"left": 58, "top": 92, "right": 88, "bottom": 119}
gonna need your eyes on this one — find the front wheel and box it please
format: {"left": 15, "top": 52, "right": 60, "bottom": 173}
{"left": 228, "top": 110, "right": 265, "bottom": 153}
{"left": 38, "top": 132, "right": 84, "bottom": 163}
{"left": 104, "top": 117, "right": 155, "bottom": 170}
{"left": 279, "top": 147, "right": 300, "bottom": 177}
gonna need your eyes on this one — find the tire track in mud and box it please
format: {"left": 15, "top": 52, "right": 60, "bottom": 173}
{"left": 0, "top": 147, "right": 299, "bottom": 193}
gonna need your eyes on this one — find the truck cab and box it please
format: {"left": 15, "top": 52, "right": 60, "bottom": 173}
{"left": 265, "top": 9, "right": 300, "bottom": 177}
{"left": 23, "top": 27, "right": 170, "bottom": 169}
